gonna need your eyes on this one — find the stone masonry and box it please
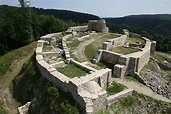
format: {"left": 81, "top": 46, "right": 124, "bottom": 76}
{"left": 36, "top": 20, "right": 136, "bottom": 114}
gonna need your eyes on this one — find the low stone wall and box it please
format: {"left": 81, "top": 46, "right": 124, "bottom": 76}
{"left": 40, "top": 32, "right": 62, "bottom": 42}
{"left": 70, "top": 58, "right": 97, "bottom": 72}
{"left": 66, "top": 26, "right": 88, "bottom": 33}
{"left": 62, "top": 34, "right": 73, "bottom": 59}
{"left": 107, "top": 89, "right": 133, "bottom": 107}
{"left": 102, "top": 35, "right": 127, "bottom": 50}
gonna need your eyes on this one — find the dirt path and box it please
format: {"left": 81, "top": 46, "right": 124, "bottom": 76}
{"left": 113, "top": 78, "right": 171, "bottom": 103}
{"left": 76, "top": 38, "right": 95, "bottom": 62}
{"left": 0, "top": 53, "right": 34, "bottom": 114}
{"left": 76, "top": 33, "right": 106, "bottom": 62}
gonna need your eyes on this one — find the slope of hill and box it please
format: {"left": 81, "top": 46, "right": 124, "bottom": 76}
{"left": 125, "top": 14, "right": 171, "bottom": 21}
{"left": 105, "top": 14, "right": 171, "bottom": 53}
{"left": 105, "top": 14, "right": 171, "bottom": 35}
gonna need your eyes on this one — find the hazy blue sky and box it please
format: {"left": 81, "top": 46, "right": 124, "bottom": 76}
{"left": 0, "top": 0, "right": 171, "bottom": 17}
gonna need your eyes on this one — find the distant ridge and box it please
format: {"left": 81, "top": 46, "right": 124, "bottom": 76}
{"left": 32, "top": 7, "right": 100, "bottom": 24}
{"left": 124, "top": 14, "right": 171, "bottom": 21}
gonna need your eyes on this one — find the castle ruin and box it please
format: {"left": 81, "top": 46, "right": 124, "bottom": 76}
{"left": 35, "top": 19, "right": 159, "bottom": 114}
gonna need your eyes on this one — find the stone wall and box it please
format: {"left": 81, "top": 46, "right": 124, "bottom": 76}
{"left": 35, "top": 29, "right": 137, "bottom": 113}
{"left": 107, "top": 89, "right": 133, "bottom": 106}
{"left": 102, "top": 35, "right": 127, "bottom": 50}
{"left": 70, "top": 58, "right": 97, "bottom": 72}
{"left": 66, "top": 26, "right": 88, "bottom": 33}
{"left": 36, "top": 33, "right": 114, "bottom": 113}
{"left": 95, "top": 36, "right": 153, "bottom": 78}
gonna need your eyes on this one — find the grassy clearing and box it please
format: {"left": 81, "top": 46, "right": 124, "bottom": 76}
{"left": 43, "top": 45, "right": 52, "bottom": 52}
{"left": 151, "top": 53, "right": 165, "bottom": 63}
{"left": 67, "top": 39, "right": 81, "bottom": 53}
{"left": 97, "top": 91, "right": 171, "bottom": 114}
{"left": 57, "top": 64, "right": 87, "bottom": 78}
{"left": 110, "top": 46, "right": 141, "bottom": 55}
{"left": 127, "top": 37, "right": 145, "bottom": 44}
{"left": 85, "top": 33, "right": 118, "bottom": 61}
{"left": 0, "top": 42, "right": 36, "bottom": 77}
{"left": 106, "top": 82, "right": 125, "bottom": 96}
{"left": 125, "top": 75, "right": 140, "bottom": 82}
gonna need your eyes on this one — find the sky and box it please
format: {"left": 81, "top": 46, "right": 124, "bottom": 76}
{"left": 0, "top": 0, "right": 171, "bottom": 17}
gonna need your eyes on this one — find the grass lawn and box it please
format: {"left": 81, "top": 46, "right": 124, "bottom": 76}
{"left": 57, "top": 64, "right": 87, "bottom": 78}
{"left": 106, "top": 82, "right": 125, "bottom": 96}
{"left": 110, "top": 46, "right": 141, "bottom": 55}
{"left": 127, "top": 37, "right": 145, "bottom": 44}
{"left": 85, "top": 33, "right": 118, "bottom": 61}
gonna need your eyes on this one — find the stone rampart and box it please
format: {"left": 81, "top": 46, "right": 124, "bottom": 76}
{"left": 102, "top": 35, "right": 127, "bottom": 50}
{"left": 107, "top": 89, "right": 133, "bottom": 106}
{"left": 35, "top": 28, "right": 136, "bottom": 113}
{"left": 94, "top": 36, "right": 154, "bottom": 78}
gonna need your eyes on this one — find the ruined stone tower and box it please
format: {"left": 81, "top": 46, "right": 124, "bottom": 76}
{"left": 88, "top": 19, "right": 109, "bottom": 33}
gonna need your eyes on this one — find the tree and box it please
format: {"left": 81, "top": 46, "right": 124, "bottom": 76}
{"left": 18, "top": 0, "right": 30, "bottom": 7}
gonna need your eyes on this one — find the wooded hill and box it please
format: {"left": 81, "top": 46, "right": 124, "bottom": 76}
{"left": 32, "top": 7, "right": 99, "bottom": 24}
{"left": 105, "top": 14, "right": 171, "bottom": 52}
{"left": 0, "top": 5, "right": 99, "bottom": 56}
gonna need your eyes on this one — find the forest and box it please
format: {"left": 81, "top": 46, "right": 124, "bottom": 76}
{"left": 0, "top": 4, "right": 98, "bottom": 56}
{"left": 105, "top": 15, "right": 171, "bottom": 53}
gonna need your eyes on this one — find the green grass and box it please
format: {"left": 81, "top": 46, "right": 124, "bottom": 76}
{"left": 127, "top": 37, "right": 145, "bottom": 44}
{"left": 85, "top": 33, "right": 118, "bottom": 61}
{"left": 120, "top": 95, "right": 135, "bottom": 107}
{"left": 110, "top": 46, "right": 141, "bottom": 55}
{"left": 106, "top": 82, "right": 125, "bottom": 96}
{"left": 43, "top": 45, "right": 52, "bottom": 52}
{"left": 13, "top": 55, "right": 80, "bottom": 114}
{"left": 125, "top": 75, "right": 140, "bottom": 82}
{"left": 57, "top": 64, "right": 87, "bottom": 78}
{"left": 151, "top": 53, "right": 165, "bottom": 63}
{"left": 97, "top": 91, "right": 171, "bottom": 114}
{"left": 0, "top": 107, "right": 7, "bottom": 114}
{"left": 0, "top": 42, "right": 36, "bottom": 77}
{"left": 67, "top": 39, "right": 81, "bottom": 53}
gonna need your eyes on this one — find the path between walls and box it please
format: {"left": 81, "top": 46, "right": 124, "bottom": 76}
{"left": 113, "top": 78, "right": 171, "bottom": 103}
{"left": 76, "top": 34, "right": 107, "bottom": 62}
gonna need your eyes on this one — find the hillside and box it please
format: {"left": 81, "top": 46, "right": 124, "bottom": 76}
{"left": 125, "top": 14, "right": 171, "bottom": 21}
{"left": 0, "top": 5, "right": 99, "bottom": 56}
{"left": 32, "top": 7, "right": 100, "bottom": 24}
{"left": 105, "top": 14, "right": 171, "bottom": 53}
{"left": 105, "top": 14, "right": 171, "bottom": 35}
